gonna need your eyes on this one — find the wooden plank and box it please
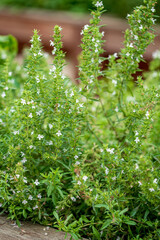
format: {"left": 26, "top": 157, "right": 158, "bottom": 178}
{"left": 0, "top": 215, "right": 86, "bottom": 240}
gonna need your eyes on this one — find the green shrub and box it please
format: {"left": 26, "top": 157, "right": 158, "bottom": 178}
{"left": 0, "top": 0, "right": 159, "bottom": 239}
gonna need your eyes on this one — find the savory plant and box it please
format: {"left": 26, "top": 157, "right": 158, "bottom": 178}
{"left": 0, "top": 0, "right": 159, "bottom": 239}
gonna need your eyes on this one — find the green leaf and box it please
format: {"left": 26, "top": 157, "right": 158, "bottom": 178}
{"left": 130, "top": 206, "right": 139, "bottom": 217}
{"left": 124, "top": 220, "right": 136, "bottom": 226}
{"left": 119, "top": 208, "right": 128, "bottom": 215}
{"left": 94, "top": 204, "right": 109, "bottom": 210}
{"left": 92, "top": 226, "right": 101, "bottom": 240}
{"left": 101, "top": 219, "right": 112, "bottom": 230}
{"left": 53, "top": 211, "right": 59, "bottom": 221}
{"left": 64, "top": 214, "right": 73, "bottom": 225}
{"left": 70, "top": 232, "right": 79, "bottom": 240}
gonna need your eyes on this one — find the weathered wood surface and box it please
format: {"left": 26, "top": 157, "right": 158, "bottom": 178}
{"left": 0, "top": 215, "right": 79, "bottom": 240}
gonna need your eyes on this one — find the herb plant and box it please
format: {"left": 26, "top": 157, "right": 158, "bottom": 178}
{"left": 0, "top": 0, "right": 159, "bottom": 239}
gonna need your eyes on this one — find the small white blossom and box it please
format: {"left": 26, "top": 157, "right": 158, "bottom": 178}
{"left": 77, "top": 180, "right": 81, "bottom": 185}
{"left": 21, "top": 157, "right": 27, "bottom": 163}
{"left": 149, "top": 188, "right": 155, "bottom": 192}
{"left": 75, "top": 161, "right": 80, "bottom": 165}
{"left": 151, "top": 7, "right": 155, "bottom": 12}
{"left": 13, "top": 130, "right": 19, "bottom": 135}
{"left": 135, "top": 131, "right": 139, "bottom": 136}
{"left": 28, "top": 195, "right": 33, "bottom": 200}
{"left": 50, "top": 40, "right": 54, "bottom": 46}
{"left": 105, "top": 167, "right": 109, "bottom": 175}
{"left": 95, "top": 1, "right": 103, "bottom": 7}
{"left": 113, "top": 53, "right": 118, "bottom": 58}
{"left": 34, "top": 179, "right": 40, "bottom": 185}
{"left": 153, "top": 179, "right": 158, "bottom": 184}
{"left": 71, "top": 197, "right": 76, "bottom": 202}
{"left": 139, "top": 25, "right": 143, "bottom": 30}
{"left": 56, "top": 130, "right": 62, "bottom": 137}
{"left": 28, "top": 113, "right": 33, "bottom": 118}
{"left": 135, "top": 163, "right": 139, "bottom": 170}
{"left": 37, "top": 134, "right": 44, "bottom": 140}
{"left": 33, "top": 205, "right": 38, "bottom": 210}
{"left": 21, "top": 99, "right": 26, "bottom": 105}
{"left": 135, "top": 137, "right": 140, "bottom": 144}
{"left": 84, "top": 24, "right": 89, "bottom": 30}
{"left": 138, "top": 181, "right": 142, "bottom": 186}
{"left": 112, "top": 80, "right": 117, "bottom": 86}
{"left": 146, "top": 111, "right": 149, "bottom": 119}
{"left": 115, "top": 107, "right": 118, "bottom": 112}
{"left": 49, "top": 124, "right": 53, "bottom": 129}
{"left": 37, "top": 194, "right": 42, "bottom": 199}
{"left": 106, "top": 148, "right": 114, "bottom": 154}
{"left": 16, "top": 174, "right": 20, "bottom": 178}
{"left": 74, "top": 155, "right": 78, "bottom": 160}
{"left": 1, "top": 92, "right": 6, "bottom": 98}
{"left": 22, "top": 200, "right": 28, "bottom": 205}
{"left": 82, "top": 176, "right": 88, "bottom": 181}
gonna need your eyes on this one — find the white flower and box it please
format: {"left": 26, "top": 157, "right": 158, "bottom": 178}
{"left": 82, "top": 176, "right": 88, "bottom": 181}
{"left": 28, "top": 113, "right": 33, "bottom": 118}
{"left": 13, "top": 130, "right": 19, "bottom": 135}
{"left": 112, "top": 80, "right": 117, "bottom": 86}
{"left": 74, "top": 155, "right": 78, "bottom": 160}
{"left": 34, "top": 179, "right": 40, "bottom": 185}
{"left": 113, "top": 53, "right": 118, "bottom": 58}
{"left": 49, "top": 65, "right": 56, "bottom": 74}
{"left": 49, "top": 124, "right": 53, "bottom": 129}
{"left": 22, "top": 200, "right": 28, "bottom": 205}
{"left": 21, "top": 157, "right": 27, "bottom": 163}
{"left": 106, "top": 148, "right": 114, "bottom": 154}
{"left": 37, "top": 134, "right": 44, "bottom": 140}
{"left": 152, "top": 50, "right": 160, "bottom": 59}
{"left": 135, "top": 164, "right": 139, "bottom": 170}
{"left": 33, "top": 205, "right": 38, "bottom": 210}
{"left": 146, "top": 111, "right": 149, "bottom": 119}
{"left": 112, "top": 176, "right": 116, "bottom": 180}
{"left": 84, "top": 24, "right": 89, "bottom": 30}
{"left": 115, "top": 107, "right": 118, "bottom": 112}
{"left": 36, "top": 75, "right": 40, "bottom": 83}
{"left": 105, "top": 167, "right": 109, "bottom": 175}
{"left": 37, "top": 194, "right": 42, "bottom": 199}
{"left": 100, "top": 148, "right": 103, "bottom": 153}
{"left": 1, "top": 92, "right": 6, "bottom": 98}
{"left": 138, "top": 181, "right": 142, "bottom": 186}
{"left": 151, "top": 7, "right": 155, "bottom": 12}
{"left": 70, "top": 91, "right": 74, "bottom": 97}
{"left": 38, "top": 50, "right": 43, "bottom": 56}
{"left": 31, "top": 131, "right": 34, "bottom": 135}
{"left": 29, "top": 145, "right": 33, "bottom": 149}
{"left": 134, "top": 35, "right": 138, "bottom": 40}
{"left": 28, "top": 195, "right": 33, "bottom": 200}
{"left": 75, "top": 161, "right": 80, "bottom": 165}
{"left": 46, "top": 140, "right": 53, "bottom": 145}
{"left": 126, "top": 52, "right": 130, "bottom": 57}
{"left": 16, "top": 174, "right": 20, "bottom": 178}
{"left": 135, "top": 131, "right": 139, "bottom": 136}
{"left": 95, "top": 1, "right": 103, "bottom": 7}
{"left": 21, "top": 99, "right": 26, "bottom": 105}
{"left": 139, "top": 25, "right": 143, "bottom": 30}
{"left": 23, "top": 177, "right": 27, "bottom": 183}
{"left": 153, "top": 178, "right": 158, "bottom": 184}
{"left": 149, "top": 188, "right": 155, "bottom": 192}
{"left": 56, "top": 130, "right": 62, "bottom": 137}
{"left": 71, "top": 197, "right": 76, "bottom": 202}
{"left": 50, "top": 40, "right": 54, "bottom": 46}
{"left": 135, "top": 137, "right": 140, "bottom": 143}
{"left": 77, "top": 181, "right": 81, "bottom": 185}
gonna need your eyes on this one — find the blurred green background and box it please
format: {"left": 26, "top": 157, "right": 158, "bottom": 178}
{"left": 0, "top": 0, "right": 159, "bottom": 20}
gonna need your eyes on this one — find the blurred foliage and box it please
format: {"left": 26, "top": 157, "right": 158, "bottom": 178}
{"left": 0, "top": 0, "right": 159, "bottom": 21}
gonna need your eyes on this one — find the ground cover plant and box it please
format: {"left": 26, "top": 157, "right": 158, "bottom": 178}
{"left": 0, "top": 0, "right": 159, "bottom": 239}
